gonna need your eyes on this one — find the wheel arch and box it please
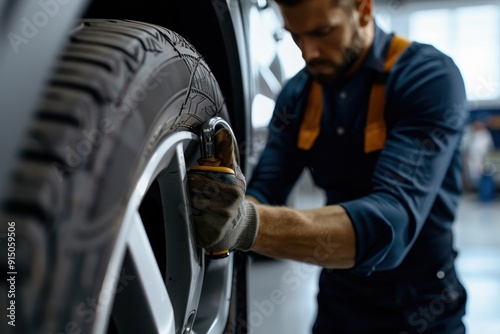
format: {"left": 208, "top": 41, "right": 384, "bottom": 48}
{"left": 83, "top": 0, "right": 250, "bottom": 174}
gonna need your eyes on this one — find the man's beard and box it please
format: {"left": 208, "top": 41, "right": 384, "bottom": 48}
{"left": 307, "top": 29, "right": 364, "bottom": 85}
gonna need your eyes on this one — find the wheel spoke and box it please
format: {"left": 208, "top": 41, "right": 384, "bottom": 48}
{"left": 111, "top": 211, "right": 175, "bottom": 333}
{"left": 258, "top": 64, "right": 282, "bottom": 98}
{"left": 97, "top": 130, "right": 235, "bottom": 334}
{"left": 194, "top": 256, "right": 234, "bottom": 334}
{"left": 157, "top": 140, "right": 204, "bottom": 332}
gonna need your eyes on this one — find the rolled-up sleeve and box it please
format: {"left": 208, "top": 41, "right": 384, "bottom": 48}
{"left": 340, "top": 47, "right": 468, "bottom": 275}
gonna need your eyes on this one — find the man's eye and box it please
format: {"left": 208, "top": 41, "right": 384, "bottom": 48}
{"left": 291, "top": 33, "right": 301, "bottom": 43}
{"left": 313, "top": 28, "right": 332, "bottom": 37}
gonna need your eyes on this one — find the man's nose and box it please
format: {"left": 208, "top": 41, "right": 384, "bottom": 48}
{"left": 300, "top": 37, "right": 320, "bottom": 62}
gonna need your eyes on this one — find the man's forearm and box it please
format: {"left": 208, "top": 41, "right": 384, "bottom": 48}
{"left": 251, "top": 204, "right": 357, "bottom": 269}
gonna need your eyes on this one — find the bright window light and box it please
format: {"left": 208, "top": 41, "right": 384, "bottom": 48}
{"left": 409, "top": 5, "right": 500, "bottom": 101}
{"left": 251, "top": 93, "right": 275, "bottom": 128}
{"left": 375, "top": 13, "right": 392, "bottom": 34}
{"left": 409, "top": 9, "right": 453, "bottom": 56}
{"left": 455, "top": 6, "right": 500, "bottom": 101}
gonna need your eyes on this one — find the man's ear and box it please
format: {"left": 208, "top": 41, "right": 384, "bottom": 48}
{"left": 356, "top": 0, "right": 373, "bottom": 27}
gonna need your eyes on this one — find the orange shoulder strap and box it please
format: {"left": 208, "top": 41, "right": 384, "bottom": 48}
{"left": 297, "top": 80, "right": 323, "bottom": 150}
{"left": 364, "top": 35, "right": 411, "bottom": 153}
{"left": 297, "top": 34, "right": 411, "bottom": 152}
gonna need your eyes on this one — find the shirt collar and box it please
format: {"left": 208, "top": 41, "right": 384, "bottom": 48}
{"left": 362, "top": 22, "right": 394, "bottom": 73}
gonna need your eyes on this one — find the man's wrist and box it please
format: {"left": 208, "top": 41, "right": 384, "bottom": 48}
{"left": 238, "top": 200, "right": 259, "bottom": 251}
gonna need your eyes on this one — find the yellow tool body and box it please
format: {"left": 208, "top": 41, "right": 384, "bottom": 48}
{"left": 190, "top": 117, "right": 239, "bottom": 259}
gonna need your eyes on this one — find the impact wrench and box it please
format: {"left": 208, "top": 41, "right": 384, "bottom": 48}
{"left": 189, "top": 117, "right": 240, "bottom": 259}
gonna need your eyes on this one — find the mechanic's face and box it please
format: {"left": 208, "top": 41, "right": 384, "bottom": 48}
{"left": 279, "top": 0, "right": 371, "bottom": 84}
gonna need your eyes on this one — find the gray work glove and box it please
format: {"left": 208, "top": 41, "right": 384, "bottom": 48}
{"left": 187, "top": 128, "right": 259, "bottom": 252}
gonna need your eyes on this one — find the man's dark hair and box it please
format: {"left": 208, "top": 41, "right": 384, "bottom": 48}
{"left": 273, "top": 0, "right": 308, "bottom": 5}
{"left": 274, "top": 0, "right": 356, "bottom": 11}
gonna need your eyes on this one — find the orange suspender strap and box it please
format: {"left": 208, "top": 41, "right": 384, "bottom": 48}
{"left": 297, "top": 35, "right": 411, "bottom": 152}
{"left": 297, "top": 80, "right": 323, "bottom": 150}
{"left": 365, "top": 35, "right": 411, "bottom": 153}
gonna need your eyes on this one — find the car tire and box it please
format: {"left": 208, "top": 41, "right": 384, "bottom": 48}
{"left": 0, "top": 19, "right": 243, "bottom": 334}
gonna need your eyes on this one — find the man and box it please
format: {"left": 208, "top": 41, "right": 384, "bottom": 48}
{"left": 188, "top": 0, "right": 468, "bottom": 332}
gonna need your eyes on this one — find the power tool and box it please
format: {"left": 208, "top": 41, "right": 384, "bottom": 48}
{"left": 189, "top": 117, "right": 240, "bottom": 259}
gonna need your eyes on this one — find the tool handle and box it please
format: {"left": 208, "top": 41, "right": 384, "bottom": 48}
{"left": 192, "top": 117, "right": 239, "bottom": 260}
{"left": 189, "top": 165, "right": 237, "bottom": 259}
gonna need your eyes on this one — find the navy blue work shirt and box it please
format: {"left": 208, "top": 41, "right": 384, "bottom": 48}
{"left": 246, "top": 24, "right": 468, "bottom": 276}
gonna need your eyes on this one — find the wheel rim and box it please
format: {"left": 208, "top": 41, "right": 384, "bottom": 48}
{"left": 91, "top": 130, "right": 233, "bottom": 334}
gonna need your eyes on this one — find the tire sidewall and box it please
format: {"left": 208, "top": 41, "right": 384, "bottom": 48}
{"left": 46, "top": 25, "right": 229, "bottom": 333}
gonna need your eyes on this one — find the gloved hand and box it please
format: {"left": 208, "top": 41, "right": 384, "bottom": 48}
{"left": 187, "top": 128, "right": 259, "bottom": 252}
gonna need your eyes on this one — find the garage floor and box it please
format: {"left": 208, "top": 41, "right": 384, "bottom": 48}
{"left": 248, "top": 189, "right": 500, "bottom": 334}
